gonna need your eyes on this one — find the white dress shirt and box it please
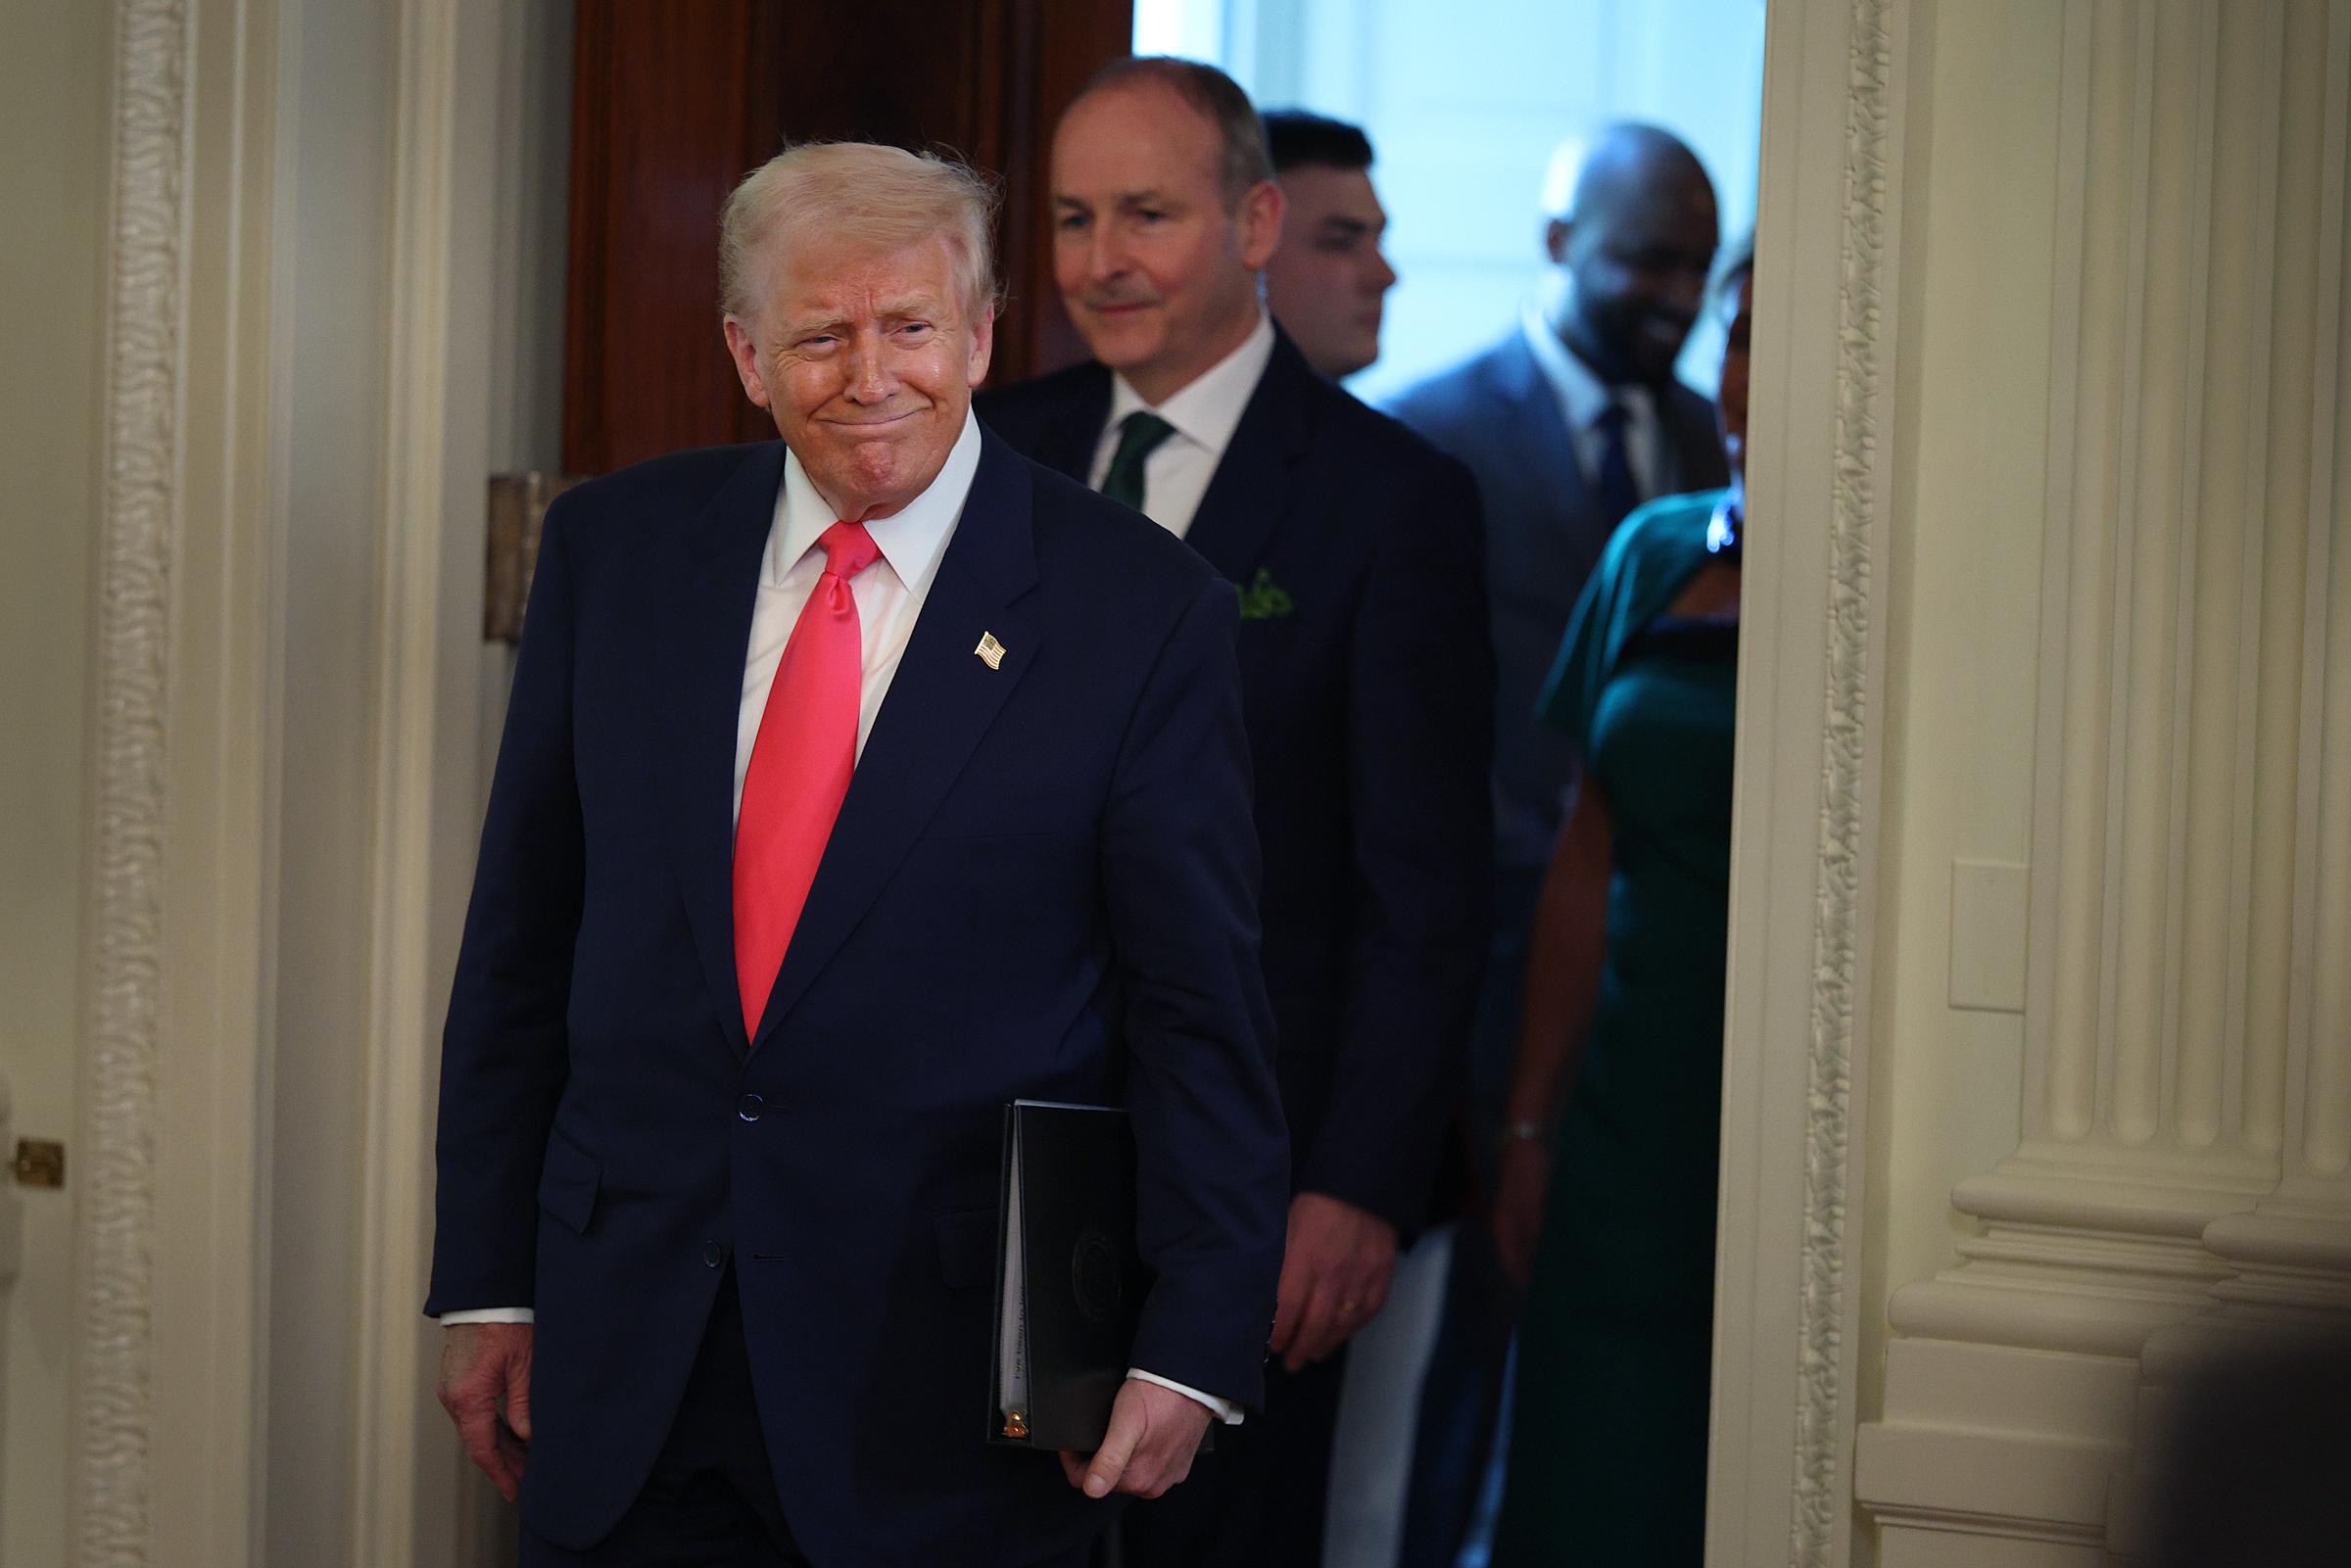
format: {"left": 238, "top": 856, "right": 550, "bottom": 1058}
{"left": 1519, "top": 306, "right": 1663, "bottom": 502}
{"left": 729, "top": 408, "right": 983, "bottom": 819}
{"left": 1086, "top": 312, "right": 1276, "bottom": 537}
{"left": 444, "top": 409, "right": 1238, "bottom": 1425}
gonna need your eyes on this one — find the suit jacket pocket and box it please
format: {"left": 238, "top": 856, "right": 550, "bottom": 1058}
{"left": 537, "top": 1123, "right": 601, "bottom": 1235}
{"left": 934, "top": 1204, "right": 999, "bottom": 1291}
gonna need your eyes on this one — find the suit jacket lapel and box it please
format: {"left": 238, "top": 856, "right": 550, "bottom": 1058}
{"left": 1025, "top": 366, "right": 1111, "bottom": 484}
{"left": 1182, "top": 329, "right": 1317, "bottom": 581}
{"left": 1488, "top": 331, "right": 1592, "bottom": 532}
{"left": 649, "top": 441, "right": 789, "bottom": 1055}
{"left": 750, "top": 433, "right": 1041, "bottom": 1047}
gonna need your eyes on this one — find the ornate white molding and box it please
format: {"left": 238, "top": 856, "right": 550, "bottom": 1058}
{"left": 1790, "top": 0, "right": 1895, "bottom": 1561}
{"left": 75, "top": 1, "right": 191, "bottom": 1562}
{"left": 1864, "top": 4, "right": 2351, "bottom": 1563}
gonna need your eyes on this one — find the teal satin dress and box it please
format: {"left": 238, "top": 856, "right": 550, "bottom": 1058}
{"left": 1492, "top": 492, "right": 1738, "bottom": 1566}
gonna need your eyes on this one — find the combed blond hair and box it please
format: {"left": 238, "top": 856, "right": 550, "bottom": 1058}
{"left": 718, "top": 141, "right": 1002, "bottom": 323}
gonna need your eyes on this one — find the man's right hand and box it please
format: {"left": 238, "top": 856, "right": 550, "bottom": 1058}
{"left": 438, "top": 1321, "right": 535, "bottom": 1501}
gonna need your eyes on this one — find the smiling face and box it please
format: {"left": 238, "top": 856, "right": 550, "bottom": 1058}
{"left": 722, "top": 232, "right": 993, "bottom": 519}
{"left": 1264, "top": 164, "right": 1397, "bottom": 379}
{"left": 1542, "top": 133, "right": 1719, "bottom": 389}
{"left": 1050, "top": 82, "right": 1283, "bottom": 405}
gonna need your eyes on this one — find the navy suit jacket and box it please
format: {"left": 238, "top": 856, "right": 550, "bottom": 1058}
{"left": 426, "top": 432, "right": 1290, "bottom": 1566}
{"left": 978, "top": 330, "right": 1493, "bottom": 1237}
{"left": 1386, "top": 331, "right": 1726, "bottom": 873}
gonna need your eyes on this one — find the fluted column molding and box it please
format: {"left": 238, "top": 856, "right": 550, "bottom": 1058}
{"left": 1891, "top": 0, "right": 2320, "bottom": 1361}
{"left": 1862, "top": 6, "right": 2350, "bottom": 1558}
{"left": 2112, "top": 41, "right": 2350, "bottom": 1553}
{"left": 2197, "top": 2, "right": 2351, "bottom": 1326}
{"left": 2130, "top": 2, "right": 2351, "bottom": 1362}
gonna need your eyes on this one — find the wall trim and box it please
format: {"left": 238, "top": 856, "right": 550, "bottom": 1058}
{"left": 350, "top": 0, "right": 515, "bottom": 1559}
{"left": 1792, "top": 0, "right": 1898, "bottom": 1561}
{"left": 74, "top": 0, "right": 191, "bottom": 1558}
{"left": 1711, "top": 0, "right": 1903, "bottom": 1562}
{"left": 1787, "top": 0, "right": 1899, "bottom": 1560}
{"left": 78, "top": 0, "right": 289, "bottom": 1559}
{"left": 347, "top": 0, "right": 463, "bottom": 1557}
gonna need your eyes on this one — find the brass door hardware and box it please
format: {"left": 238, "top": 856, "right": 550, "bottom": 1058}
{"left": 11, "top": 1139, "right": 64, "bottom": 1188}
{"left": 485, "top": 472, "right": 585, "bottom": 643}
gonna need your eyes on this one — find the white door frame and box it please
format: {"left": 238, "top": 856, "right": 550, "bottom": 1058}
{"left": 76, "top": 0, "right": 278, "bottom": 1558}
{"left": 72, "top": 0, "right": 506, "bottom": 1560}
{"left": 1708, "top": 1, "right": 1908, "bottom": 1565}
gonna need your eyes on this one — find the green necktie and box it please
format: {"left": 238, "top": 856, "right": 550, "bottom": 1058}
{"left": 1099, "top": 410, "right": 1177, "bottom": 513}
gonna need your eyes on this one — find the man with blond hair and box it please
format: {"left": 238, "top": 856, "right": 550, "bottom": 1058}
{"left": 427, "top": 141, "right": 1288, "bottom": 1568}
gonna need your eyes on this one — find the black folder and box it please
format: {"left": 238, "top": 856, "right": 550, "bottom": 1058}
{"left": 988, "top": 1100, "right": 1147, "bottom": 1451}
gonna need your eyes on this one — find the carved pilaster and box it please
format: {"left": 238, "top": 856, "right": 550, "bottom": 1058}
{"left": 74, "top": 1, "right": 190, "bottom": 1562}
{"left": 1894, "top": 0, "right": 2308, "bottom": 1364}
{"left": 2123, "top": 32, "right": 2351, "bottom": 1502}
{"left": 1862, "top": 2, "right": 2351, "bottom": 1557}
{"left": 2199, "top": 0, "right": 2351, "bottom": 1329}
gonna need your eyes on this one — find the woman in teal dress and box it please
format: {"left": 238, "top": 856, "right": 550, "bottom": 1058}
{"left": 1488, "top": 237, "right": 1753, "bottom": 1565}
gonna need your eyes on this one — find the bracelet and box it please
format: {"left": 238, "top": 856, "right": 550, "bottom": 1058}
{"left": 1501, "top": 1118, "right": 1550, "bottom": 1146}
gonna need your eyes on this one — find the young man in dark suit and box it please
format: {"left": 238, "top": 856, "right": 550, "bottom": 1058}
{"left": 1382, "top": 121, "right": 1726, "bottom": 1568}
{"left": 427, "top": 141, "right": 1289, "bottom": 1568}
{"left": 1259, "top": 109, "right": 1399, "bottom": 381}
{"left": 978, "top": 57, "right": 1493, "bottom": 1567}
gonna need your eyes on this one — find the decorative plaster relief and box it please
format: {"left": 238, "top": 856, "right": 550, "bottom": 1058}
{"left": 76, "top": 0, "right": 189, "bottom": 1562}
{"left": 1792, "top": 0, "right": 1895, "bottom": 1561}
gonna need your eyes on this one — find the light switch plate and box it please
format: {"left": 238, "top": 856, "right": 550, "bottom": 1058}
{"left": 1949, "top": 859, "right": 2029, "bottom": 1014}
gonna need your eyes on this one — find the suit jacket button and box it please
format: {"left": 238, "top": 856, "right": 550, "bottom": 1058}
{"left": 737, "top": 1093, "right": 764, "bottom": 1122}
{"left": 703, "top": 1241, "right": 725, "bottom": 1268}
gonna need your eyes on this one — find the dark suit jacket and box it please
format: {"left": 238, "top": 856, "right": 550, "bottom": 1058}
{"left": 978, "top": 331, "right": 1493, "bottom": 1237}
{"left": 1386, "top": 330, "right": 1726, "bottom": 872}
{"left": 426, "top": 432, "right": 1290, "bottom": 1567}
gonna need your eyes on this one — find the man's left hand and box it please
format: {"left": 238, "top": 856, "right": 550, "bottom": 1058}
{"left": 1059, "top": 1377, "right": 1215, "bottom": 1498}
{"left": 1269, "top": 1191, "right": 1399, "bottom": 1373}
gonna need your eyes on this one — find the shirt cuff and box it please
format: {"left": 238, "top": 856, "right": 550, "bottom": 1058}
{"left": 439, "top": 1307, "right": 535, "bottom": 1325}
{"left": 1127, "top": 1368, "right": 1244, "bottom": 1425}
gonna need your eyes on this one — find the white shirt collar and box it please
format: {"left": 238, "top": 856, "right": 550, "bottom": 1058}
{"left": 766, "top": 407, "right": 984, "bottom": 589}
{"left": 1107, "top": 311, "right": 1275, "bottom": 462}
{"left": 1519, "top": 305, "right": 1651, "bottom": 434}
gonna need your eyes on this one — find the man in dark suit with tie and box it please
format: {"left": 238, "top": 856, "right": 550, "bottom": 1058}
{"left": 1382, "top": 121, "right": 1724, "bottom": 1567}
{"left": 978, "top": 58, "right": 1493, "bottom": 1567}
{"left": 427, "top": 141, "right": 1289, "bottom": 1568}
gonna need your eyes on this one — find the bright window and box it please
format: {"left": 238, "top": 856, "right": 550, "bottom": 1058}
{"left": 1133, "top": 0, "right": 1766, "bottom": 404}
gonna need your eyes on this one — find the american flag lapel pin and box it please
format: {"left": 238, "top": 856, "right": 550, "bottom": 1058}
{"left": 975, "top": 632, "right": 1006, "bottom": 671}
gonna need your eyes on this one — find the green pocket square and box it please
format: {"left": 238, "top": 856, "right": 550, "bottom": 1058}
{"left": 1236, "top": 568, "right": 1296, "bottom": 621}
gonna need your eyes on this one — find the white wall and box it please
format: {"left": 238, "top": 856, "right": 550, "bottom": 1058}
{"left": 0, "top": 2, "right": 111, "bottom": 1562}
{"left": 1137, "top": 0, "right": 1768, "bottom": 403}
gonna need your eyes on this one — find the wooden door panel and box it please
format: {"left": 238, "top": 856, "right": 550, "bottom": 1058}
{"left": 562, "top": 1, "right": 1133, "bottom": 475}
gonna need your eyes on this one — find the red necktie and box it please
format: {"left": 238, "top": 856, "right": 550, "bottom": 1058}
{"left": 733, "top": 520, "right": 881, "bottom": 1037}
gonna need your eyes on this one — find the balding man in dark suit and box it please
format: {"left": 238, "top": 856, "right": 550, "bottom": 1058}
{"left": 981, "top": 57, "right": 1492, "bottom": 1567}
{"left": 1384, "top": 122, "right": 1725, "bottom": 1567}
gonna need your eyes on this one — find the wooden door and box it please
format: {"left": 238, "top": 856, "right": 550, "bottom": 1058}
{"left": 562, "top": 0, "right": 1133, "bottom": 475}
